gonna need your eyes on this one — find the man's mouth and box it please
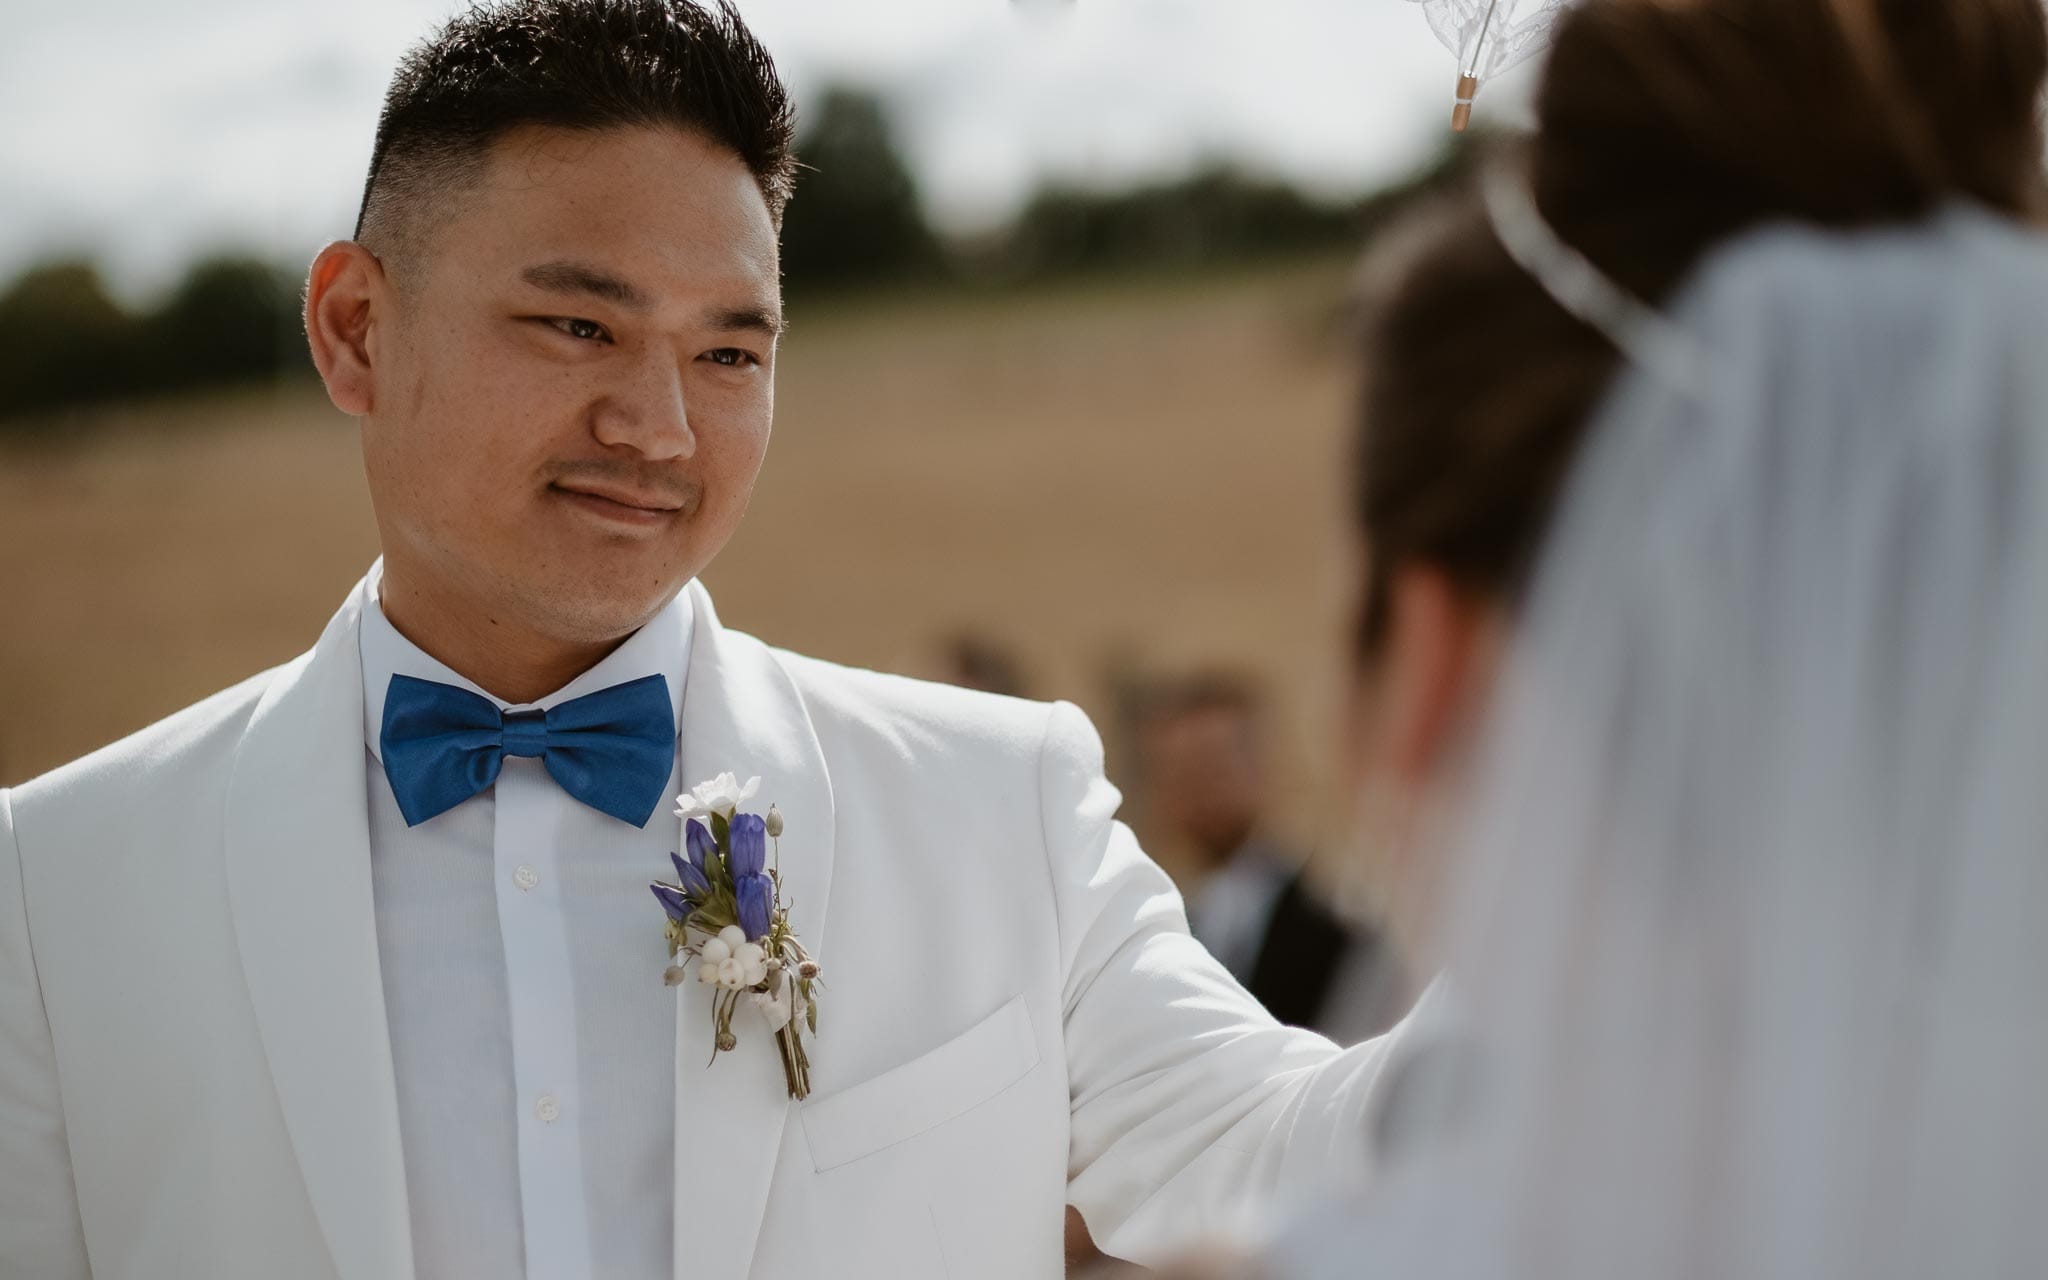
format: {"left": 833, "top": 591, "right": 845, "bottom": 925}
{"left": 549, "top": 481, "right": 687, "bottom": 527}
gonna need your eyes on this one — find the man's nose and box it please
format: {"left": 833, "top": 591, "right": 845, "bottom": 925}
{"left": 591, "top": 353, "right": 695, "bottom": 461}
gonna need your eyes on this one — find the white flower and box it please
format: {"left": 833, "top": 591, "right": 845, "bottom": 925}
{"left": 736, "top": 940, "right": 768, "bottom": 987}
{"left": 674, "top": 772, "right": 762, "bottom": 821}
{"left": 696, "top": 925, "right": 767, "bottom": 990}
{"left": 751, "top": 988, "right": 793, "bottom": 1032}
{"left": 697, "top": 928, "right": 733, "bottom": 983}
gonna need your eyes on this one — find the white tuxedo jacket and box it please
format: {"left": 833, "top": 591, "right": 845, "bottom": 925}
{"left": 1, "top": 577, "right": 1404, "bottom": 1279}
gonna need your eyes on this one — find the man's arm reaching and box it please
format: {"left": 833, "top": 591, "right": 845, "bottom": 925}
{"left": 1040, "top": 701, "right": 1411, "bottom": 1264}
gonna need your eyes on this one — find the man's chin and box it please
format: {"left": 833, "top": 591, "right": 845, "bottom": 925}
{"left": 498, "top": 554, "right": 697, "bottom": 642}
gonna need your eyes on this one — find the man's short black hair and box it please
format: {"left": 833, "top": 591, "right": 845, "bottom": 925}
{"left": 355, "top": 0, "right": 796, "bottom": 271}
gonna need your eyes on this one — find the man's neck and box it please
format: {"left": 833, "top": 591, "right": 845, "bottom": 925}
{"left": 376, "top": 564, "right": 628, "bottom": 705}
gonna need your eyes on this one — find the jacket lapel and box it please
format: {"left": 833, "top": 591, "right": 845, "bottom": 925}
{"left": 672, "top": 579, "right": 838, "bottom": 1279}
{"left": 222, "top": 581, "right": 415, "bottom": 1280}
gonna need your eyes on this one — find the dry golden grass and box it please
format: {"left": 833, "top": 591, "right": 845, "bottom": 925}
{"left": 0, "top": 261, "right": 1363, "bottom": 870}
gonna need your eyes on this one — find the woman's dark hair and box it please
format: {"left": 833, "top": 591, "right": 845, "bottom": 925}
{"left": 1351, "top": 0, "right": 2048, "bottom": 652}
{"left": 355, "top": 0, "right": 796, "bottom": 271}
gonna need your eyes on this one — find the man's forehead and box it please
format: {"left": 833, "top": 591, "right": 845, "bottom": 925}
{"left": 463, "top": 124, "right": 778, "bottom": 272}
{"left": 434, "top": 130, "right": 778, "bottom": 319}
{"left": 483, "top": 122, "right": 767, "bottom": 212}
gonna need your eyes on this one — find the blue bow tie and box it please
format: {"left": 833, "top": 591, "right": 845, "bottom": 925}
{"left": 379, "top": 672, "right": 675, "bottom": 828}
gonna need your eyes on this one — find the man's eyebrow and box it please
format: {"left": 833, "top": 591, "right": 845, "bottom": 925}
{"left": 520, "top": 261, "right": 782, "bottom": 336}
{"left": 519, "top": 260, "right": 652, "bottom": 312}
{"left": 710, "top": 304, "right": 787, "bottom": 338}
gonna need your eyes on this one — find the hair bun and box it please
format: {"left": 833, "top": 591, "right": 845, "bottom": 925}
{"left": 1530, "top": 0, "right": 2048, "bottom": 306}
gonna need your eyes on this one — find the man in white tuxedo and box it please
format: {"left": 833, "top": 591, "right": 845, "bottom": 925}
{"left": 0, "top": 3, "right": 1411, "bottom": 1277}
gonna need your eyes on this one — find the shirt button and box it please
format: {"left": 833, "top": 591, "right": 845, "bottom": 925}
{"left": 513, "top": 865, "right": 539, "bottom": 891}
{"left": 535, "top": 1094, "right": 561, "bottom": 1124}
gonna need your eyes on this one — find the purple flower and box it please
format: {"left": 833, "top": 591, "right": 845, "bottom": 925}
{"left": 684, "top": 819, "right": 717, "bottom": 872}
{"left": 650, "top": 882, "right": 694, "bottom": 923}
{"left": 668, "top": 851, "right": 713, "bottom": 900}
{"left": 736, "top": 872, "right": 774, "bottom": 942}
{"left": 730, "top": 813, "right": 767, "bottom": 879}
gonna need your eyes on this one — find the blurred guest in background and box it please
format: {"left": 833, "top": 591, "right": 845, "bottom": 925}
{"left": 932, "top": 631, "right": 1031, "bottom": 699}
{"left": 1137, "top": 674, "right": 1409, "bottom": 1044}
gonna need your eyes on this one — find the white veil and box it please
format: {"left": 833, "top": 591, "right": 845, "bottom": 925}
{"left": 1289, "top": 206, "right": 2048, "bottom": 1277}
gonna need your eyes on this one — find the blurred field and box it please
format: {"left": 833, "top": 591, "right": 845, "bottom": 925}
{"left": 0, "top": 261, "right": 1363, "bottom": 871}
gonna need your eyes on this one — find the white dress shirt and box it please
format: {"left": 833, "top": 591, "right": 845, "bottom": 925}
{"left": 357, "top": 564, "right": 692, "bottom": 1280}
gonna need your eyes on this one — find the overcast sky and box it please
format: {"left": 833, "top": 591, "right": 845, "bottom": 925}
{"left": 1, "top": 0, "right": 1539, "bottom": 301}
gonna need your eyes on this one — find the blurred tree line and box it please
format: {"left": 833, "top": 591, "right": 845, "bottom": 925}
{"left": 1, "top": 88, "right": 1475, "bottom": 425}
{"left": 779, "top": 89, "right": 1478, "bottom": 287}
{"left": 0, "top": 256, "right": 309, "bottom": 422}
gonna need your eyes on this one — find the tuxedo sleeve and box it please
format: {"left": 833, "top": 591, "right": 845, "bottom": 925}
{"left": 0, "top": 788, "right": 93, "bottom": 1277}
{"left": 1041, "top": 701, "right": 1408, "bottom": 1263}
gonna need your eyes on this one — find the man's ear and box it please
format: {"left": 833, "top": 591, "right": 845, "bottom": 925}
{"left": 304, "top": 240, "right": 387, "bottom": 416}
{"left": 1372, "top": 563, "right": 1501, "bottom": 791}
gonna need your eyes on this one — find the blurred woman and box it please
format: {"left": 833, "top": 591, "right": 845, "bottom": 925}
{"left": 1274, "top": 0, "right": 2048, "bottom": 1275}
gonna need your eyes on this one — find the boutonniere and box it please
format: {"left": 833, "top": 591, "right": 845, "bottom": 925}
{"left": 649, "top": 773, "right": 822, "bottom": 1100}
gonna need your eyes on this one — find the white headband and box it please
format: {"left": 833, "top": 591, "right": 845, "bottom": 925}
{"left": 1479, "top": 162, "right": 1714, "bottom": 395}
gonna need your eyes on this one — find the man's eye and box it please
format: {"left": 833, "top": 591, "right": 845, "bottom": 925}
{"left": 547, "top": 317, "right": 610, "bottom": 343}
{"left": 703, "top": 348, "right": 758, "bottom": 368}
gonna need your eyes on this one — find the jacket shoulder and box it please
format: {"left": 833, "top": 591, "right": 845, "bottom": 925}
{"left": 9, "top": 664, "right": 285, "bottom": 821}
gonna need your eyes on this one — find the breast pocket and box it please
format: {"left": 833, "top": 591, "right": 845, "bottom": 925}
{"left": 798, "top": 994, "right": 1041, "bottom": 1172}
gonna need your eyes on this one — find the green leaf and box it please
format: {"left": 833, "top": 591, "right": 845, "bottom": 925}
{"left": 710, "top": 811, "right": 730, "bottom": 848}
